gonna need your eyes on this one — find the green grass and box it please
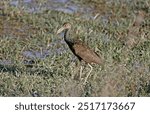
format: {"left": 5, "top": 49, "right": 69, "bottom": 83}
{"left": 0, "top": 0, "right": 150, "bottom": 96}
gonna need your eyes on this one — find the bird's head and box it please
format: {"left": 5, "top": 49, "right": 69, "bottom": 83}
{"left": 56, "top": 23, "right": 71, "bottom": 34}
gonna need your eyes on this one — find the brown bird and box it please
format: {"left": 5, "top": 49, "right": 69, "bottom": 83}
{"left": 57, "top": 23, "right": 102, "bottom": 84}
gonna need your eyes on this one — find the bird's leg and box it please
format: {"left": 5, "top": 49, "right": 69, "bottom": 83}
{"left": 83, "top": 64, "right": 93, "bottom": 85}
{"left": 79, "top": 65, "right": 83, "bottom": 80}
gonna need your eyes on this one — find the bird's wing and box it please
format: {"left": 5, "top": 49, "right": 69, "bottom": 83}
{"left": 73, "top": 42, "right": 102, "bottom": 64}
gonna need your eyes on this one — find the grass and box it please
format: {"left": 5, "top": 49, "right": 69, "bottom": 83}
{"left": 0, "top": 0, "right": 150, "bottom": 96}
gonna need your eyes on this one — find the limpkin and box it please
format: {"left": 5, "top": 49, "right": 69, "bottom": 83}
{"left": 57, "top": 23, "right": 102, "bottom": 84}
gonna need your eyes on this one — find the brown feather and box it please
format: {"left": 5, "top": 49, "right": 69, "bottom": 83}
{"left": 72, "top": 40, "right": 102, "bottom": 64}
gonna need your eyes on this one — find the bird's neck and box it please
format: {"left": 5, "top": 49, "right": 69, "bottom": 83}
{"left": 64, "top": 29, "right": 74, "bottom": 43}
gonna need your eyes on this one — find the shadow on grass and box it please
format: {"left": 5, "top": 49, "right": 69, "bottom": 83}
{"left": 146, "top": 82, "right": 150, "bottom": 94}
{"left": 0, "top": 64, "right": 19, "bottom": 76}
{"left": 0, "top": 64, "right": 54, "bottom": 78}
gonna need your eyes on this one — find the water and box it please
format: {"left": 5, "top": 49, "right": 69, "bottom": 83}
{"left": 0, "top": 60, "right": 12, "bottom": 65}
{"left": 10, "top": 0, "right": 92, "bottom": 15}
{"left": 22, "top": 39, "right": 68, "bottom": 60}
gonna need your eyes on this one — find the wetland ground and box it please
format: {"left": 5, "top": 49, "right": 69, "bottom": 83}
{"left": 0, "top": 0, "right": 150, "bottom": 96}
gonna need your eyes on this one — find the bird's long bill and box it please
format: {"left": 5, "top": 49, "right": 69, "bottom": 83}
{"left": 56, "top": 27, "right": 65, "bottom": 34}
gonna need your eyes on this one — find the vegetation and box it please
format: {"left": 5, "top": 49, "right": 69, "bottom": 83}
{"left": 0, "top": 0, "right": 150, "bottom": 96}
